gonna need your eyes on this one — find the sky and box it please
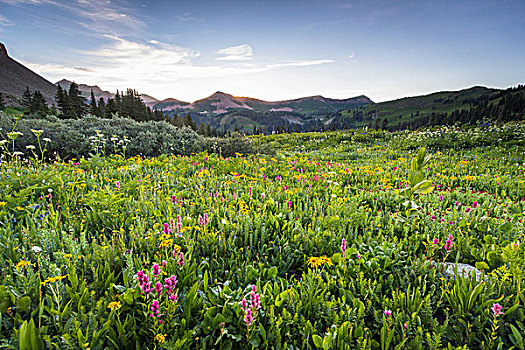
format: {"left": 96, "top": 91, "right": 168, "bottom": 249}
{"left": 0, "top": 0, "right": 524, "bottom": 102}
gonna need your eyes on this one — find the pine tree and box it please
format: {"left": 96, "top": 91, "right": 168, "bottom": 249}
{"left": 89, "top": 90, "right": 98, "bottom": 116}
{"left": 21, "top": 86, "right": 32, "bottom": 111}
{"left": 0, "top": 92, "right": 5, "bottom": 110}
{"left": 68, "top": 82, "right": 86, "bottom": 118}
{"left": 105, "top": 98, "right": 118, "bottom": 117}
{"left": 97, "top": 97, "right": 106, "bottom": 118}
{"left": 31, "top": 90, "right": 48, "bottom": 115}
{"left": 55, "top": 85, "right": 74, "bottom": 118}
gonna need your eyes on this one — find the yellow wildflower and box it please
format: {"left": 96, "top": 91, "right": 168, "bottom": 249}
{"left": 0, "top": 202, "right": 7, "bottom": 206}
{"left": 108, "top": 301, "right": 121, "bottom": 310}
{"left": 154, "top": 333, "right": 166, "bottom": 343}
{"left": 16, "top": 260, "right": 31, "bottom": 269}
{"left": 41, "top": 274, "right": 68, "bottom": 285}
{"left": 63, "top": 254, "right": 73, "bottom": 259}
{"left": 307, "top": 256, "right": 333, "bottom": 269}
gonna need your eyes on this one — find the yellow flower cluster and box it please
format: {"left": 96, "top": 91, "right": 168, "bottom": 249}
{"left": 154, "top": 333, "right": 166, "bottom": 343}
{"left": 307, "top": 256, "right": 333, "bottom": 269}
{"left": 16, "top": 260, "right": 32, "bottom": 269}
{"left": 108, "top": 301, "right": 121, "bottom": 310}
{"left": 41, "top": 274, "right": 68, "bottom": 285}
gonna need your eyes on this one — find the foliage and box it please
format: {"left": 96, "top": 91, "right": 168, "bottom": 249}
{"left": 0, "top": 125, "right": 524, "bottom": 349}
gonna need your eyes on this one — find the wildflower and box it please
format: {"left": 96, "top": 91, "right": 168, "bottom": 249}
{"left": 248, "top": 186, "right": 252, "bottom": 197}
{"left": 41, "top": 274, "right": 68, "bottom": 285}
{"left": 176, "top": 252, "right": 185, "bottom": 266}
{"left": 204, "top": 213, "right": 209, "bottom": 225}
{"left": 15, "top": 260, "right": 31, "bottom": 269}
{"left": 341, "top": 238, "right": 347, "bottom": 255}
{"left": 444, "top": 234, "right": 453, "bottom": 251}
{"left": 163, "top": 223, "right": 171, "bottom": 235}
{"left": 455, "top": 201, "right": 459, "bottom": 207}
{"left": 384, "top": 310, "right": 392, "bottom": 317}
{"left": 433, "top": 238, "right": 439, "bottom": 245}
{"left": 115, "top": 181, "right": 120, "bottom": 189}
{"left": 154, "top": 333, "right": 166, "bottom": 343}
{"left": 244, "top": 308, "right": 254, "bottom": 326}
{"left": 472, "top": 201, "right": 479, "bottom": 208}
{"left": 164, "top": 275, "right": 178, "bottom": 301}
{"left": 465, "top": 207, "right": 471, "bottom": 213}
{"left": 250, "top": 291, "right": 261, "bottom": 310}
{"left": 240, "top": 298, "right": 248, "bottom": 311}
{"left": 108, "top": 301, "right": 121, "bottom": 310}
{"left": 307, "top": 256, "right": 333, "bottom": 269}
{"left": 198, "top": 216, "right": 203, "bottom": 225}
{"left": 171, "top": 195, "right": 177, "bottom": 203}
{"left": 150, "top": 300, "right": 161, "bottom": 318}
{"left": 491, "top": 303, "right": 503, "bottom": 317}
{"left": 357, "top": 253, "right": 361, "bottom": 261}
{"left": 162, "top": 260, "right": 167, "bottom": 268}
{"left": 63, "top": 254, "right": 72, "bottom": 259}
{"left": 152, "top": 263, "right": 161, "bottom": 277}
{"left": 137, "top": 271, "right": 153, "bottom": 294}
{"left": 155, "top": 282, "right": 163, "bottom": 297}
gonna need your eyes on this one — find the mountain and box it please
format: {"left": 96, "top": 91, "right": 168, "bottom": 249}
{"left": 55, "top": 79, "right": 160, "bottom": 108}
{"left": 156, "top": 91, "right": 372, "bottom": 115}
{"left": 0, "top": 42, "right": 57, "bottom": 104}
{"left": 332, "top": 85, "right": 524, "bottom": 130}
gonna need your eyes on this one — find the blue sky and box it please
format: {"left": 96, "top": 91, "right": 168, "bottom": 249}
{"left": 0, "top": 0, "right": 524, "bottom": 102}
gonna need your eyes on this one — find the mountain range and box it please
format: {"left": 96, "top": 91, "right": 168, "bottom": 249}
{"left": 1, "top": 42, "right": 522, "bottom": 133}
{"left": 0, "top": 43, "right": 371, "bottom": 116}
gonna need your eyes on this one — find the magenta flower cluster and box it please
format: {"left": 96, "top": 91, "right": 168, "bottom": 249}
{"left": 136, "top": 261, "right": 179, "bottom": 319}
{"left": 241, "top": 285, "right": 262, "bottom": 326}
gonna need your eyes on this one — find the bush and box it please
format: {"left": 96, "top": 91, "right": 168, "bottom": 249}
{"left": 0, "top": 114, "right": 261, "bottom": 159}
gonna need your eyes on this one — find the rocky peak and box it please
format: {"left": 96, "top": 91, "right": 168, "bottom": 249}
{"left": 0, "top": 43, "right": 8, "bottom": 58}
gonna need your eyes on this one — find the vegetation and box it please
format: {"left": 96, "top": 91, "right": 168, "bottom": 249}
{"left": 0, "top": 122, "right": 524, "bottom": 349}
{"left": 335, "top": 85, "right": 525, "bottom": 131}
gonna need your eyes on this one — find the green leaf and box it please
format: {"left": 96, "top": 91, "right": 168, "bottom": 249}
{"left": 312, "top": 334, "right": 324, "bottom": 348}
{"left": 249, "top": 334, "right": 261, "bottom": 347}
{"left": 475, "top": 261, "right": 489, "bottom": 271}
{"left": 17, "top": 296, "right": 32, "bottom": 313}
{"left": 322, "top": 335, "right": 332, "bottom": 350}
{"left": 212, "top": 313, "right": 226, "bottom": 329}
{"left": 268, "top": 266, "right": 278, "bottom": 279}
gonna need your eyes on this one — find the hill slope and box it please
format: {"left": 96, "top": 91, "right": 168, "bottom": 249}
{"left": 0, "top": 43, "right": 57, "bottom": 104}
{"left": 333, "top": 86, "right": 524, "bottom": 130}
{"left": 157, "top": 91, "right": 371, "bottom": 115}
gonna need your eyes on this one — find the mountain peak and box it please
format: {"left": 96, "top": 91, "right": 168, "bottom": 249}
{"left": 0, "top": 43, "right": 8, "bottom": 58}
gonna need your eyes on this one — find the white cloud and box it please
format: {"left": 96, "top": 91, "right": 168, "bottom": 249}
{"left": 0, "top": 15, "right": 14, "bottom": 26}
{"left": 0, "top": 0, "right": 144, "bottom": 35}
{"left": 267, "top": 59, "right": 335, "bottom": 68}
{"left": 20, "top": 36, "right": 337, "bottom": 100}
{"left": 348, "top": 52, "right": 355, "bottom": 59}
{"left": 216, "top": 44, "right": 254, "bottom": 61}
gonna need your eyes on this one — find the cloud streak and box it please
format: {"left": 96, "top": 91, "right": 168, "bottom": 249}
{"left": 267, "top": 59, "right": 335, "bottom": 68}
{"left": 20, "top": 36, "right": 336, "bottom": 100}
{"left": 216, "top": 44, "right": 254, "bottom": 61}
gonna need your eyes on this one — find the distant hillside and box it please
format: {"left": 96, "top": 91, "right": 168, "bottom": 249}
{"left": 56, "top": 79, "right": 159, "bottom": 108}
{"left": 0, "top": 42, "right": 57, "bottom": 104}
{"left": 332, "top": 86, "right": 525, "bottom": 130}
{"left": 157, "top": 91, "right": 371, "bottom": 115}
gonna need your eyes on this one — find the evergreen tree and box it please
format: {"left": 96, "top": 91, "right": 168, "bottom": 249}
{"left": 97, "top": 97, "right": 106, "bottom": 118}
{"left": 89, "top": 90, "right": 98, "bottom": 116}
{"left": 105, "top": 98, "right": 118, "bottom": 117}
{"left": 31, "top": 90, "right": 48, "bottom": 115}
{"left": 0, "top": 92, "right": 5, "bottom": 110}
{"left": 55, "top": 85, "right": 74, "bottom": 119}
{"left": 68, "top": 82, "right": 86, "bottom": 118}
{"left": 21, "top": 86, "right": 32, "bottom": 111}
